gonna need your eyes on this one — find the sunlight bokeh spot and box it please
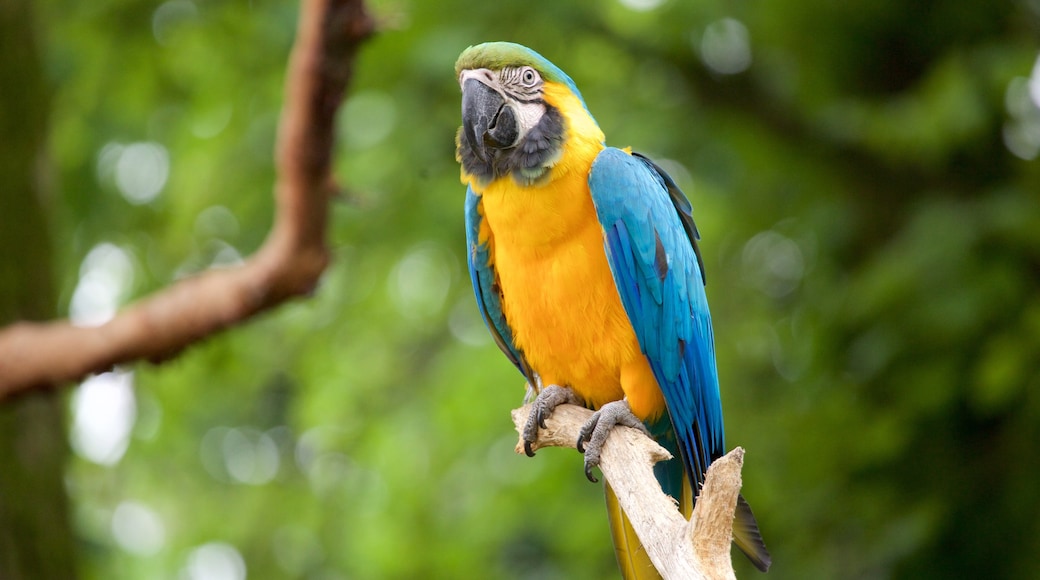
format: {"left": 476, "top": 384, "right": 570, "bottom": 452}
{"left": 221, "top": 428, "right": 280, "bottom": 486}
{"left": 152, "top": 0, "right": 198, "bottom": 46}
{"left": 184, "top": 543, "right": 246, "bottom": 580}
{"left": 617, "top": 0, "right": 666, "bottom": 11}
{"left": 111, "top": 500, "right": 166, "bottom": 556}
{"left": 71, "top": 371, "right": 137, "bottom": 466}
{"left": 305, "top": 452, "right": 353, "bottom": 496}
{"left": 295, "top": 426, "right": 352, "bottom": 495}
{"left": 70, "top": 243, "right": 134, "bottom": 327}
{"left": 1003, "top": 122, "right": 1040, "bottom": 160}
{"left": 741, "top": 230, "right": 805, "bottom": 298}
{"left": 1029, "top": 53, "right": 1040, "bottom": 108}
{"left": 1003, "top": 56, "right": 1040, "bottom": 160}
{"left": 207, "top": 240, "right": 245, "bottom": 269}
{"left": 389, "top": 243, "right": 454, "bottom": 320}
{"left": 96, "top": 142, "right": 123, "bottom": 184}
{"left": 200, "top": 427, "right": 232, "bottom": 482}
{"left": 339, "top": 90, "right": 397, "bottom": 149}
{"left": 115, "top": 142, "right": 169, "bottom": 205}
{"left": 698, "top": 18, "right": 752, "bottom": 75}
{"left": 195, "top": 205, "right": 241, "bottom": 240}
{"left": 293, "top": 426, "right": 326, "bottom": 474}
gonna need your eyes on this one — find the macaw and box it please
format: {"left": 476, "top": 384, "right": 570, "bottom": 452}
{"left": 455, "top": 42, "right": 770, "bottom": 577}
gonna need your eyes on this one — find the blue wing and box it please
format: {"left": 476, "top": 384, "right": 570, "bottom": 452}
{"left": 465, "top": 186, "right": 534, "bottom": 383}
{"left": 588, "top": 148, "right": 724, "bottom": 490}
{"left": 592, "top": 149, "right": 771, "bottom": 572}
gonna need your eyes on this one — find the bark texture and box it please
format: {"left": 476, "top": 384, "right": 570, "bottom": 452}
{"left": 512, "top": 403, "right": 745, "bottom": 580}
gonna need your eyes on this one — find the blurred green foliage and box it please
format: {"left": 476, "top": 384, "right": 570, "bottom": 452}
{"left": 25, "top": 0, "right": 1040, "bottom": 577}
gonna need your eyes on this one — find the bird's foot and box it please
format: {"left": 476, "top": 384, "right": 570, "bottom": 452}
{"left": 576, "top": 400, "right": 650, "bottom": 483}
{"left": 522, "top": 384, "right": 582, "bottom": 457}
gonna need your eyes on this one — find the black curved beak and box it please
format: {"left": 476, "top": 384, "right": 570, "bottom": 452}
{"left": 462, "top": 78, "right": 520, "bottom": 162}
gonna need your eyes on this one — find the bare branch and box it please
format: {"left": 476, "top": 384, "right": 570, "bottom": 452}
{"left": 0, "top": 0, "right": 374, "bottom": 399}
{"left": 511, "top": 403, "right": 743, "bottom": 580}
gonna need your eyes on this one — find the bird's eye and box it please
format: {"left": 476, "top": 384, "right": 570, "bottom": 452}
{"left": 520, "top": 67, "right": 539, "bottom": 87}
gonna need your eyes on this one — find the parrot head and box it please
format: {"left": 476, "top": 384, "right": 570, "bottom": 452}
{"left": 455, "top": 42, "right": 602, "bottom": 187}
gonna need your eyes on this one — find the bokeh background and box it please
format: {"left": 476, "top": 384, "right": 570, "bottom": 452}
{"left": 3, "top": 0, "right": 1040, "bottom": 578}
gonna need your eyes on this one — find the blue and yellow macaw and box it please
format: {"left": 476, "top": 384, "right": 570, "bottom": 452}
{"left": 455, "top": 42, "right": 770, "bottom": 577}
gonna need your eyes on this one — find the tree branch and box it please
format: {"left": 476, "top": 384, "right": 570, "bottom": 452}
{"left": 0, "top": 0, "right": 374, "bottom": 399}
{"left": 511, "top": 403, "right": 743, "bottom": 580}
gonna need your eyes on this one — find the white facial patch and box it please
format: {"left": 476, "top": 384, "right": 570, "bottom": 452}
{"left": 459, "top": 68, "right": 495, "bottom": 88}
{"left": 513, "top": 101, "right": 546, "bottom": 136}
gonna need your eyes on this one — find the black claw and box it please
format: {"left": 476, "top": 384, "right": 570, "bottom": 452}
{"left": 522, "top": 385, "right": 583, "bottom": 461}
{"left": 573, "top": 400, "right": 647, "bottom": 484}
{"left": 584, "top": 463, "right": 598, "bottom": 483}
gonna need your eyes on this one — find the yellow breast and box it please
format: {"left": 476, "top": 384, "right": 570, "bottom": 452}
{"left": 466, "top": 84, "right": 665, "bottom": 419}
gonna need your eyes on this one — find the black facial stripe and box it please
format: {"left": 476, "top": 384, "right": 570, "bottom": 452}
{"left": 500, "top": 66, "right": 542, "bottom": 98}
{"left": 503, "top": 95, "right": 544, "bottom": 106}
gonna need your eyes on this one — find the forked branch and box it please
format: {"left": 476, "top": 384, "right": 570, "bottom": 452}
{"left": 511, "top": 403, "right": 744, "bottom": 580}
